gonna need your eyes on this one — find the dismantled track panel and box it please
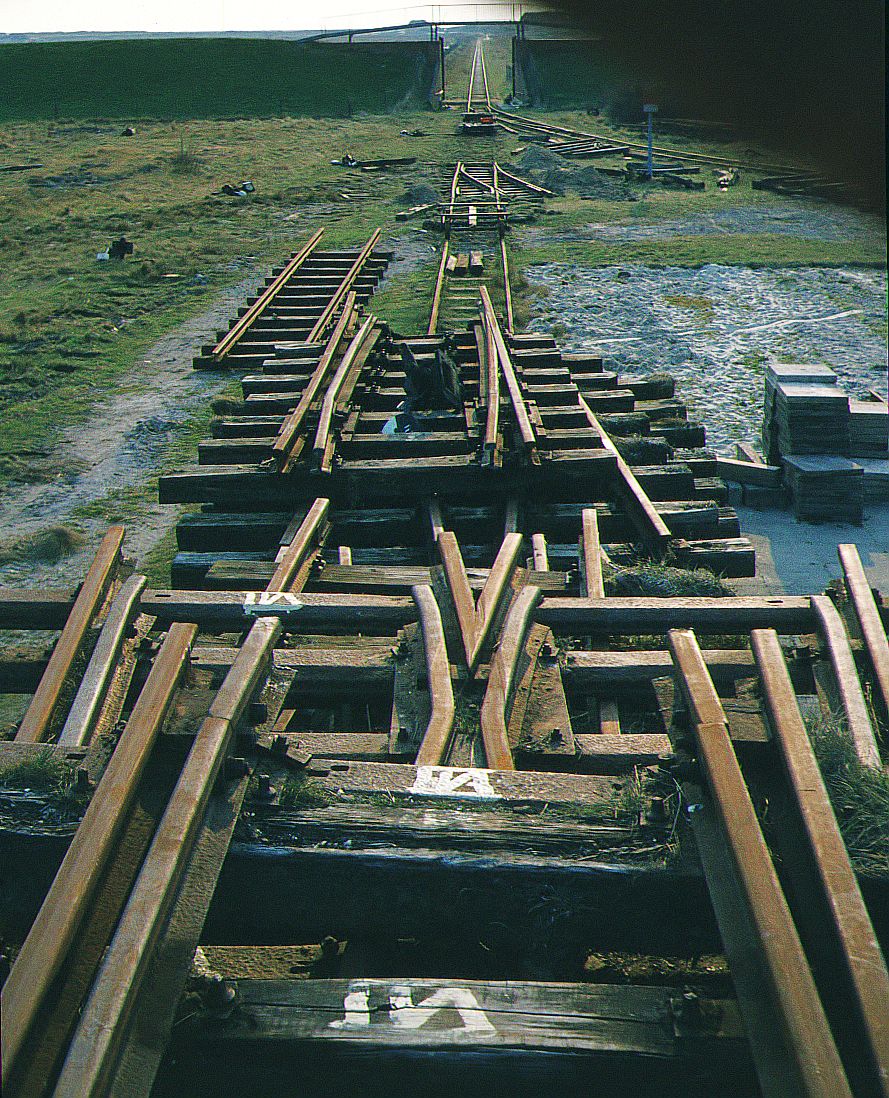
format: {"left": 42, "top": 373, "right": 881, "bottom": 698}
{"left": 2, "top": 225, "right": 889, "bottom": 1098}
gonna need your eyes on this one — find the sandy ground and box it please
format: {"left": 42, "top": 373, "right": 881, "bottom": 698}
{"left": 0, "top": 274, "right": 260, "bottom": 587}
{"left": 520, "top": 200, "right": 887, "bottom": 246}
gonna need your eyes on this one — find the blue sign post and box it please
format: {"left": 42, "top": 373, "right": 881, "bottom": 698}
{"left": 643, "top": 104, "right": 658, "bottom": 180}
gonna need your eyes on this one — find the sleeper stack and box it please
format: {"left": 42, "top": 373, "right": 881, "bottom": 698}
{"left": 762, "top": 363, "right": 889, "bottom": 521}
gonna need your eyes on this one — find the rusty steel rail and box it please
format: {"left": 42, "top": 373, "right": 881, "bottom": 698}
{"left": 480, "top": 584, "right": 542, "bottom": 770}
{"left": 838, "top": 542, "right": 889, "bottom": 730}
{"left": 580, "top": 397, "right": 672, "bottom": 558}
{"left": 1, "top": 622, "right": 198, "bottom": 1089}
{"left": 52, "top": 616, "right": 282, "bottom": 1098}
{"left": 412, "top": 583, "right": 456, "bottom": 766}
{"left": 268, "top": 497, "right": 332, "bottom": 592}
{"left": 311, "top": 314, "right": 379, "bottom": 470}
{"left": 466, "top": 38, "right": 491, "bottom": 113}
{"left": 490, "top": 106, "right": 798, "bottom": 174}
{"left": 57, "top": 573, "right": 147, "bottom": 747}
{"left": 668, "top": 627, "right": 854, "bottom": 1098}
{"left": 427, "top": 234, "right": 450, "bottom": 336}
{"left": 16, "top": 525, "right": 124, "bottom": 743}
{"left": 272, "top": 291, "right": 358, "bottom": 470}
{"left": 210, "top": 228, "right": 325, "bottom": 361}
{"left": 811, "top": 593, "right": 882, "bottom": 769}
{"left": 752, "top": 628, "right": 889, "bottom": 1096}
{"left": 306, "top": 228, "right": 381, "bottom": 344}
{"left": 474, "top": 315, "right": 500, "bottom": 465}
{"left": 480, "top": 285, "right": 535, "bottom": 452}
{"left": 472, "top": 531, "right": 524, "bottom": 670}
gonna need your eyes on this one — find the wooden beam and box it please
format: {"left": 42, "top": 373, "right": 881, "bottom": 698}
{"left": 565, "top": 648, "right": 760, "bottom": 687}
{"left": 0, "top": 588, "right": 76, "bottom": 630}
{"left": 170, "top": 977, "right": 748, "bottom": 1066}
{"left": 578, "top": 508, "right": 605, "bottom": 598}
{"left": 540, "top": 596, "right": 813, "bottom": 634}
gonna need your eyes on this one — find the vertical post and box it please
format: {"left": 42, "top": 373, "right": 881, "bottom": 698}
{"left": 643, "top": 103, "right": 658, "bottom": 180}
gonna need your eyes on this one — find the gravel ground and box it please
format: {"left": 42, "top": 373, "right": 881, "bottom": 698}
{"left": 519, "top": 200, "right": 888, "bottom": 245}
{"left": 525, "top": 263, "right": 888, "bottom": 452}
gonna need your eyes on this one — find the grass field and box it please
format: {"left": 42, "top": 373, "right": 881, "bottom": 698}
{"left": 0, "top": 39, "right": 438, "bottom": 120}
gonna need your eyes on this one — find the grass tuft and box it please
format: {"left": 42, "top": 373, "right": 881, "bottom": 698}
{"left": 809, "top": 714, "right": 889, "bottom": 875}
{"left": 0, "top": 525, "right": 85, "bottom": 566}
{"left": 605, "top": 561, "right": 733, "bottom": 598}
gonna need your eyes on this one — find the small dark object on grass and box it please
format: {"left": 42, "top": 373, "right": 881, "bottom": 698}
{"left": 109, "top": 236, "right": 134, "bottom": 260}
{"left": 121, "top": 126, "right": 136, "bottom": 137}
{"left": 219, "top": 180, "right": 255, "bottom": 197}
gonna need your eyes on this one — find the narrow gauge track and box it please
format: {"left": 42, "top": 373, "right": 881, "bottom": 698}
{"left": 2, "top": 210, "right": 888, "bottom": 1097}
{"left": 427, "top": 160, "right": 552, "bottom": 335}
{"left": 466, "top": 38, "right": 492, "bottom": 114}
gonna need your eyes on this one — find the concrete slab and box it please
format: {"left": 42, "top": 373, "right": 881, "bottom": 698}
{"left": 734, "top": 502, "right": 889, "bottom": 596}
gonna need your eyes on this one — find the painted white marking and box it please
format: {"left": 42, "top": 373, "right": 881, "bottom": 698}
{"left": 243, "top": 591, "right": 304, "bottom": 614}
{"left": 409, "top": 766, "right": 501, "bottom": 800}
{"left": 388, "top": 985, "right": 496, "bottom": 1033}
{"left": 329, "top": 983, "right": 370, "bottom": 1028}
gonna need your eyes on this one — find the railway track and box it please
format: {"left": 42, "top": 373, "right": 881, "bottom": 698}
{"left": 466, "top": 38, "right": 492, "bottom": 115}
{"left": 2, "top": 217, "right": 888, "bottom": 1097}
{"left": 427, "top": 160, "right": 551, "bottom": 334}
{"left": 1, "top": 38, "right": 887, "bottom": 1098}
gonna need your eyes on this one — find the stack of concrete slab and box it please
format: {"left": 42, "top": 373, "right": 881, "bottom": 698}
{"left": 849, "top": 399, "right": 889, "bottom": 455}
{"left": 760, "top": 362, "right": 889, "bottom": 519}
{"left": 762, "top": 362, "right": 841, "bottom": 461}
{"left": 783, "top": 454, "right": 864, "bottom": 523}
{"left": 763, "top": 364, "right": 851, "bottom": 461}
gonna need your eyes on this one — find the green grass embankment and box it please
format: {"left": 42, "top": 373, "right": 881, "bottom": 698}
{"left": 0, "top": 38, "right": 438, "bottom": 120}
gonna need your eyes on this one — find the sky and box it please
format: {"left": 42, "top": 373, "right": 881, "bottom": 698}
{"left": 0, "top": 0, "right": 540, "bottom": 34}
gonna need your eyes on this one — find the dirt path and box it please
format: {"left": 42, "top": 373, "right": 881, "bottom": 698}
{"left": 0, "top": 274, "right": 259, "bottom": 587}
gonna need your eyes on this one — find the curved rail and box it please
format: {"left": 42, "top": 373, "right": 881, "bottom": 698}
{"left": 412, "top": 584, "right": 456, "bottom": 767}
